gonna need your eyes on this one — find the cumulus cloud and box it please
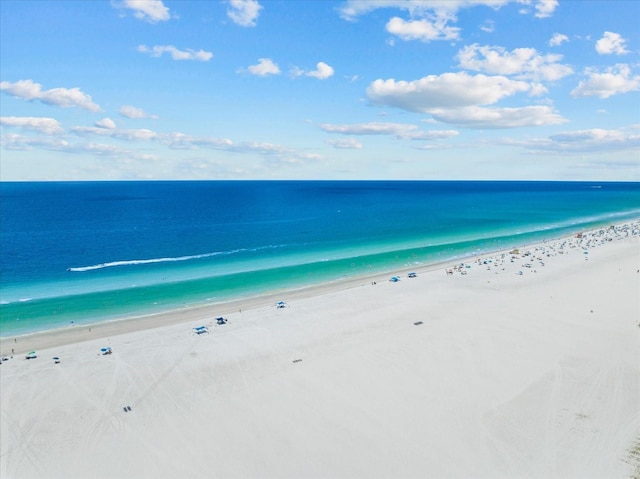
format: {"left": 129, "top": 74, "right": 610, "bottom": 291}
{"left": 595, "top": 31, "right": 629, "bottom": 55}
{"left": 386, "top": 15, "right": 460, "bottom": 42}
{"left": 305, "top": 62, "right": 335, "bottom": 80}
{"left": 246, "top": 58, "right": 281, "bottom": 76}
{"left": 138, "top": 45, "right": 213, "bottom": 61}
{"left": 0, "top": 79, "right": 100, "bottom": 111}
{"left": 113, "top": 0, "right": 170, "bottom": 23}
{"left": 95, "top": 118, "right": 117, "bottom": 129}
{"left": 457, "top": 44, "right": 573, "bottom": 81}
{"left": 338, "top": 0, "right": 504, "bottom": 21}
{"left": 367, "top": 72, "right": 534, "bottom": 112}
{"left": 549, "top": 33, "right": 568, "bottom": 46}
{"left": 119, "top": 105, "right": 158, "bottom": 119}
{"left": 533, "top": 0, "right": 558, "bottom": 18}
{"left": 366, "top": 72, "right": 567, "bottom": 128}
{"left": 571, "top": 64, "right": 640, "bottom": 99}
{"left": 338, "top": 0, "right": 557, "bottom": 43}
{"left": 227, "top": 0, "right": 262, "bottom": 27}
{"left": 0, "top": 116, "right": 64, "bottom": 135}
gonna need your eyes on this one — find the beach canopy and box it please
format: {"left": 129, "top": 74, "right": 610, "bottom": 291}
{"left": 390, "top": 276, "right": 400, "bottom": 282}
{"left": 277, "top": 301, "right": 287, "bottom": 308}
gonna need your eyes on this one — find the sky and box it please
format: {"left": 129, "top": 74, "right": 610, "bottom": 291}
{"left": 0, "top": 0, "right": 639, "bottom": 181}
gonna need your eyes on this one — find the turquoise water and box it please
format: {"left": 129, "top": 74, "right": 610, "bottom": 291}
{"left": 1, "top": 181, "right": 639, "bottom": 336}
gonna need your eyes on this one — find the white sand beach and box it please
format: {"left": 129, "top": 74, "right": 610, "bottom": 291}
{"left": 1, "top": 223, "right": 639, "bottom": 479}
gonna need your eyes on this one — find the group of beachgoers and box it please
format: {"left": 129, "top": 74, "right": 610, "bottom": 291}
{"left": 445, "top": 221, "right": 640, "bottom": 277}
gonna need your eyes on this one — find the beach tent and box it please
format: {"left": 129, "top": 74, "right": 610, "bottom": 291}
{"left": 276, "top": 301, "right": 287, "bottom": 308}
{"left": 390, "top": 276, "right": 400, "bottom": 282}
{"left": 216, "top": 317, "right": 227, "bottom": 325}
{"left": 25, "top": 351, "right": 37, "bottom": 359}
{"left": 194, "top": 326, "right": 208, "bottom": 334}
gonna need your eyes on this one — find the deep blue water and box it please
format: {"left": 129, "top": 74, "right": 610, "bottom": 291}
{"left": 1, "top": 181, "right": 639, "bottom": 336}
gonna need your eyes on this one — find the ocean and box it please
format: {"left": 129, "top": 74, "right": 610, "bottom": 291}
{"left": 1, "top": 180, "right": 639, "bottom": 337}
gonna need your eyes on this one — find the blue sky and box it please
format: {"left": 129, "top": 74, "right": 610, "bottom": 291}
{"left": 1, "top": 0, "right": 639, "bottom": 181}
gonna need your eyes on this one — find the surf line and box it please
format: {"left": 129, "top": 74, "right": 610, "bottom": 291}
{"left": 67, "top": 244, "right": 288, "bottom": 273}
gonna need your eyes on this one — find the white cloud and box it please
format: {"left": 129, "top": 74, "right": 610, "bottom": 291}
{"left": 320, "top": 122, "right": 418, "bottom": 138}
{"left": 428, "top": 105, "right": 566, "bottom": 128}
{"left": 138, "top": 45, "right": 213, "bottom": 61}
{"left": 162, "top": 132, "right": 234, "bottom": 150}
{"left": 595, "top": 31, "right": 629, "bottom": 55}
{"left": 338, "top": 0, "right": 557, "bottom": 35}
{"left": 327, "top": 138, "right": 363, "bottom": 149}
{"left": 457, "top": 44, "right": 573, "bottom": 81}
{"left": 227, "top": 0, "right": 262, "bottom": 27}
{"left": 162, "top": 133, "right": 321, "bottom": 165}
{"left": 119, "top": 105, "right": 158, "bottom": 119}
{"left": 533, "top": 0, "right": 558, "bottom": 18}
{"left": 1, "top": 133, "right": 69, "bottom": 151}
{"left": 72, "top": 126, "right": 158, "bottom": 141}
{"left": 367, "top": 72, "right": 534, "bottom": 112}
{"left": 480, "top": 20, "right": 495, "bottom": 33}
{"left": 76, "top": 142, "right": 151, "bottom": 158}
{"left": 571, "top": 64, "right": 640, "bottom": 99}
{"left": 365, "top": 71, "right": 567, "bottom": 128}
{"left": 0, "top": 116, "right": 64, "bottom": 135}
{"left": 114, "top": 0, "right": 170, "bottom": 23}
{"left": 338, "top": 1, "right": 509, "bottom": 21}
{"left": 247, "top": 58, "right": 281, "bottom": 76}
{"left": 386, "top": 15, "right": 460, "bottom": 42}
{"left": 0, "top": 132, "right": 158, "bottom": 162}
{"left": 519, "top": 128, "right": 640, "bottom": 153}
{"left": 319, "top": 121, "right": 459, "bottom": 140}
{"left": 306, "top": 62, "right": 335, "bottom": 80}
{"left": 548, "top": 33, "right": 568, "bottom": 46}
{"left": 0, "top": 79, "right": 100, "bottom": 111}
{"left": 95, "top": 118, "right": 117, "bottom": 129}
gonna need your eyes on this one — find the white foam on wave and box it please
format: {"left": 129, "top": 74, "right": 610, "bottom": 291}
{"left": 67, "top": 244, "right": 286, "bottom": 272}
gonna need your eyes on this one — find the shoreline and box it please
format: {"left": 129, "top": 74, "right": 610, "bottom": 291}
{"left": 2, "top": 219, "right": 638, "bottom": 357}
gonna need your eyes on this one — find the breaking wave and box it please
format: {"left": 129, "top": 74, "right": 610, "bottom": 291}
{"left": 67, "top": 245, "right": 285, "bottom": 272}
